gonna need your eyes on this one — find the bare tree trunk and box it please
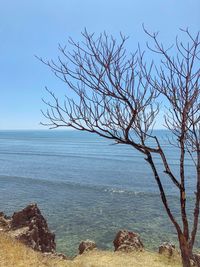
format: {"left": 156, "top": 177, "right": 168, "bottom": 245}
{"left": 180, "top": 132, "right": 190, "bottom": 241}
{"left": 190, "top": 150, "right": 200, "bottom": 252}
{"left": 146, "top": 152, "right": 193, "bottom": 267}
{"left": 178, "top": 233, "right": 192, "bottom": 267}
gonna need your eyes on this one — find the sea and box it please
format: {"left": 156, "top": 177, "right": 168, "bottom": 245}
{"left": 0, "top": 130, "right": 199, "bottom": 256}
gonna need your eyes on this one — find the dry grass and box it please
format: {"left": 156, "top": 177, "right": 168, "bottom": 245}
{"left": 0, "top": 232, "right": 67, "bottom": 267}
{"left": 73, "top": 251, "right": 182, "bottom": 267}
{"left": 0, "top": 232, "right": 182, "bottom": 267}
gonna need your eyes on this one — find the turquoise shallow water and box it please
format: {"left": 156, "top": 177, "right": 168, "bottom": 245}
{"left": 0, "top": 130, "right": 199, "bottom": 256}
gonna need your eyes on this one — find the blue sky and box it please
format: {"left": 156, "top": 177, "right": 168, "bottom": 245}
{"left": 0, "top": 0, "right": 199, "bottom": 129}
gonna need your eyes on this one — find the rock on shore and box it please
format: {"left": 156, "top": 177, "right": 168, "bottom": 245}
{"left": 0, "top": 203, "right": 55, "bottom": 253}
{"left": 79, "top": 240, "right": 97, "bottom": 254}
{"left": 158, "top": 242, "right": 177, "bottom": 257}
{"left": 113, "top": 230, "right": 144, "bottom": 252}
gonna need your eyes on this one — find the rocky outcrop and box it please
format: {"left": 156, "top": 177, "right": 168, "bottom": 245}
{"left": 113, "top": 230, "right": 144, "bottom": 252}
{"left": 192, "top": 253, "right": 200, "bottom": 267}
{"left": 1, "top": 204, "right": 56, "bottom": 253}
{"left": 79, "top": 240, "right": 97, "bottom": 254}
{"left": 0, "top": 212, "right": 11, "bottom": 231}
{"left": 158, "top": 242, "right": 177, "bottom": 257}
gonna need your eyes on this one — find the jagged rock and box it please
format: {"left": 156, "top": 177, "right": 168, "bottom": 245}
{"left": 193, "top": 253, "right": 200, "bottom": 267}
{"left": 113, "top": 230, "right": 144, "bottom": 252}
{"left": 0, "top": 212, "right": 11, "bottom": 231}
{"left": 79, "top": 240, "right": 97, "bottom": 254}
{"left": 9, "top": 203, "right": 56, "bottom": 253}
{"left": 11, "top": 204, "right": 41, "bottom": 229}
{"left": 158, "top": 242, "right": 177, "bottom": 257}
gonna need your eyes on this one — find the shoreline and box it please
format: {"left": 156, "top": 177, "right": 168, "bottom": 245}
{"left": 0, "top": 204, "right": 181, "bottom": 259}
{"left": 0, "top": 203, "right": 199, "bottom": 266}
{"left": 0, "top": 231, "right": 182, "bottom": 267}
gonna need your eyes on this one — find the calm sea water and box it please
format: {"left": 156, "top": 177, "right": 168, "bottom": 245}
{"left": 0, "top": 130, "right": 199, "bottom": 256}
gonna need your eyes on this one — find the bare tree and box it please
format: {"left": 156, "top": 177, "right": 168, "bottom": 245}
{"left": 38, "top": 28, "right": 200, "bottom": 267}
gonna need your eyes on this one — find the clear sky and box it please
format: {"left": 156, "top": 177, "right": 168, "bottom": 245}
{"left": 0, "top": 0, "right": 199, "bottom": 129}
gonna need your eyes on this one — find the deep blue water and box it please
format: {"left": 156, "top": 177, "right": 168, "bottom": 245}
{"left": 0, "top": 130, "right": 199, "bottom": 255}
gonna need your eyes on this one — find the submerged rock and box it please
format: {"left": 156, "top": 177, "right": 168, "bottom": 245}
{"left": 158, "top": 242, "right": 177, "bottom": 257}
{"left": 113, "top": 230, "right": 144, "bottom": 252}
{"left": 6, "top": 203, "right": 56, "bottom": 253}
{"left": 79, "top": 240, "right": 97, "bottom": 254}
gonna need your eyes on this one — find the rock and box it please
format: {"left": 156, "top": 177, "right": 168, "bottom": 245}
{"left": 9, "top": 203, "right": 56, "bottom": 253}
{"left": 11, "top": 203, "right": 42, "bottom": 229}
{"left": 113, "top": 230, "right": 144, "bottom": 252}
{"left": 193, "top": 253, "right": 200, "bottom": 267}
{"left": 43, "top": 252, "right": 68, "bottom": 260}
{"left": 0, "top": 212, "right": 11, "bottom": 231}
{"left": 158, "top": 242, "right": 177, "bottom": 257}
{"left": 55, "top": 253, "right": 68, "bottom": 260}
{"left": 79, "top": 240, "right": 97, "bottom": 254}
